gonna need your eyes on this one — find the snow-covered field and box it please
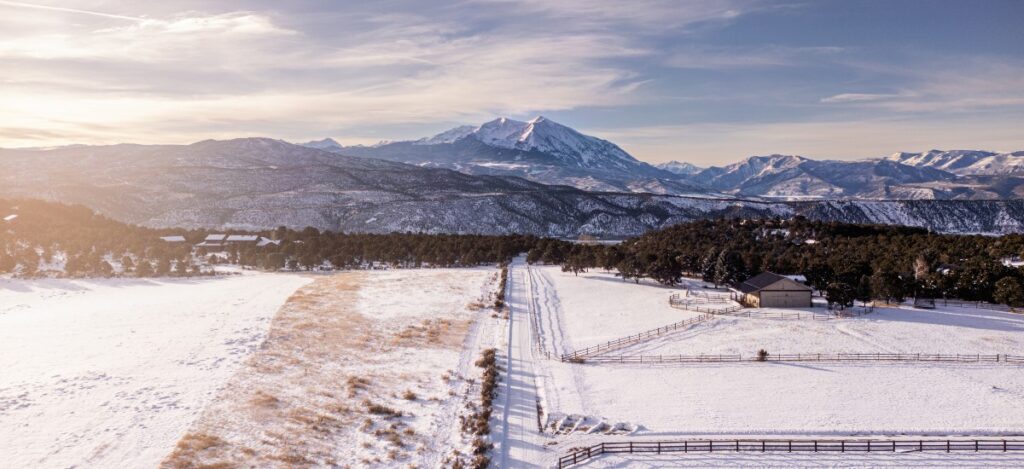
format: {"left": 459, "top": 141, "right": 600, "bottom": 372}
{"left": 629, "top": 303, "right": 1024, "bottom": 356}
{"left": 0, "top": 273, "right": 311, "bottom": 468}
{"left": 164, "top": 268, "right": 500, "bottom": 468}
{"left": 511, "top": 264, "right": 1024, "bottom": 467}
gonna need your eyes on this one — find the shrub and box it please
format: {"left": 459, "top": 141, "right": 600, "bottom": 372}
{"left": 757, "top": 349, "right": 769, "bottom": 361}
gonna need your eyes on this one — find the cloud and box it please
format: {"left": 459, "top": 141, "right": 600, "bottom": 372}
{"left": 820, "top": 93, "right": 903, "bottom": 103}
{"left": 0, "top": 2, "right": 660, "bottom": 147}
{"left": 468, "top": 0, "right": 760, "bottom": 31}
{"left": 820, "top": 57, "right": 1024, "bottom": 112}
{"left": 0, "top": 0, "right": 142, "bottom": 21}
{"left": 666, "top": 45, "right": 844, "bottom": 69}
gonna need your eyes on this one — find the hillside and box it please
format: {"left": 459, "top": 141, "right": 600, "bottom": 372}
{"left": 4, "top": 139, "right": 1024, "bottom": 236}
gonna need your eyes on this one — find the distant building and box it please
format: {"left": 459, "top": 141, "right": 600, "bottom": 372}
{"left": 225, "top": 235, "right": 260, "bottom": 243}
{"left": 196, "top": 234, "right": 228, "bottom": 248}
{"left": 736, "top": 272, "right": 813, "bottom": 308}
{"left": 195, "top": 234, "right": 276, "bottom": 248}
{"left": 160, "top": 235, "right": 186, "bottom": 243}
{"left": 3, "top": 214, "right": 17, "bottom": 222}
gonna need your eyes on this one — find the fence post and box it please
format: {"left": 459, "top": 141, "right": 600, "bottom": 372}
{"left": 1005, "top": 440, "right": 1008, "bottom": 452}
{"left": 657, "top": 441, "right": 661, "bottom": 454}
{"left": 947, "top": 440, "right": 950, "bottom": 453}
{"left": 629, "top": 441, "right": 633, "bottom": 453}
{"left": 736, "top": 440, "right": 740, "bottom": 452}
{"left": 788, "top": 440, "right": 792, "bottom": 452}
{"left": 867, "top": 440, "right": 871, "bottom": 452}
{"left": 684, "top": 440, "right": 688, "bottom": 453}
{"left": 841, "top": 440, "right": 844, "bottom": 453}
{"left": 976, "top": 440, "right": 979, "bottom": 452}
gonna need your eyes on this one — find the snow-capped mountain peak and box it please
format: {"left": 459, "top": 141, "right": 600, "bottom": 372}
{"left": 416, "top": 116, "right": 643, "bottom": 171}
{"left": 299, "top": 138, "right": 344, "bottom": 152}
{"left": 414, "top": 125, "right": 476, "bottom": 145}
{"left": 656, "top": 160, "right": 704, "bottom": 176}
{"left": 885, "top": 149, "right": 1024, "bottom": 175}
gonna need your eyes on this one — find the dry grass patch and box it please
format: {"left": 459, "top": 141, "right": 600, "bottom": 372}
{"left": 162, "top": 269, "right": 493, "bottom": 468}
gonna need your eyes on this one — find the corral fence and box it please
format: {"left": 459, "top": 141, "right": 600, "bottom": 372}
{"left": 559, "top": 314, "right": 710, "bottom": 362}
{"left": 557, "top": 438, "right": 1024, "bottom": 468}
{"left": 937, "top": 298, "right": 1018, "bottom": 313}
{"left": 579, "top": 353, "right": 1024, "bottom": 365}
{"left": 669, "top": 293, "right": 743, "bottom": 315}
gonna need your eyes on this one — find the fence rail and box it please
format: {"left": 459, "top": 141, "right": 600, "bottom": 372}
{"left": 579, "top": 353, "right": 1024, "bottom": 365}
{"left": 560, "top": 314, "right": 710, "bottom": 362}
{"left": 937, "top": 298, "right": 1016, "bottom": 312}
{"left": 557, "top": 438, "right": 1024, "bottom": 468}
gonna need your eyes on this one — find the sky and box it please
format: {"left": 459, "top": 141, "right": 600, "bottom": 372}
{"left": 0, "top": 0, "right": 1022, "bottom": 166}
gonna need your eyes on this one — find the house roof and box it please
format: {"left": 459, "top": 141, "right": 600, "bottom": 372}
{"left": 225, "top": 235, "right": 259, "bottom": 242}
{"left": 204, "top": 234, "right": 228, "bottom": 242}
{"left": 737, "top": 272, "right": 810, "bottom": 294}
{"left": 160, "top": 235, "right": 186, "bottom": 242}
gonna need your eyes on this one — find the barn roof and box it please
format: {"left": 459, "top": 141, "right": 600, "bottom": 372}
{"left": 737, "top": 272, "right": 809, "bottom": 294}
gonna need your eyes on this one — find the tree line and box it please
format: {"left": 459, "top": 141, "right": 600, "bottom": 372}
{"left": 0, "top": 199, "right": 537, "bottom": 279}
{"left": 4, "top": 199, "right": 1023, "bottom": 308}
{"left": 529, "top": 218, "right": 1024, "bottom": 308}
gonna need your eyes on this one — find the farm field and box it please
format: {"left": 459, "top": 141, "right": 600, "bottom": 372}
{"left": 0, "top": 273, "right": 311, "bottom": 468}
{"left": 163, "top": 268, "right": 500, "bottom": 468}
{"left": 504, "top": 263, "right": 1024, "bottom": 467}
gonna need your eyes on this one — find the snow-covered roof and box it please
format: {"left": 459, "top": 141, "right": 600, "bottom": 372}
{"left": 738, "top": 272, "right": 812, "bottom": 294}
{"left": 160, "top": 235, "right": 186, "bottom": 242}
{"left": 785, "top": 274, "right": 807, "bottom": 283}
{"left": 257, "top": 238, "right": 282, "bottom": 247}
{"left": 204, "top": 234, "right": 227, "bottom": 242}
{"left": 225, "top": 235, "right": 259, "bottom": 242}
{"left": 3, "top": 214, "right": 17, "bottom": 222}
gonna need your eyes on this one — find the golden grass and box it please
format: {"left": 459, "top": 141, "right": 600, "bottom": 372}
{"left": 161, "top": 270, "right": 489, "bottom": 468}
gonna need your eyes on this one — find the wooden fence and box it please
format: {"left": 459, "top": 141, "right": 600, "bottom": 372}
{"left": 669, "top": 294, "right": 744, "bottom": 315}
{"left": 557, "top": 438, "right": 1024, "bottom": 468}
{"left": 579, "top": 353, "right": 1024, "bottom": 365}
{"left": 937, "top": 298, "right": 1017, "bottom": 312}
{"left": 559, "top": 315, "right": 710, "bottom": 362}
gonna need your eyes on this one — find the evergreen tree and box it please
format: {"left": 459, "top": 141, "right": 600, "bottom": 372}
{"left": 994, "top": 277, "right": 1024, "bottom": 307}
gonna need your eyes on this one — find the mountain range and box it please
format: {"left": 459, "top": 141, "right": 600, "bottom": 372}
{"left": 3, "top": 136, "right": 1024, "bottom": 236}
{"left": 303, "top": 117, "right": 1024, "bottom": 200}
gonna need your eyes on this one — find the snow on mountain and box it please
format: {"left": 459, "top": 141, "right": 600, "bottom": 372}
{"left": 423, "top": 116, "right": 643, "bottom": 171}
{"left": 2, "top": 138, "right": 1024, "bottom": 235}
{"left": 655, "top": 160, "right": 703, "bottom": 176}
{"left": 698, "top": 154, "right": 808, "bottom": 190}
{"left": 299, "top": 138, "right": 344, "bottom": 152}
{"left": 414, "top": 125, "right": 476, "bottom": 145}
{"left": 886, "top": 149, "right": 1024, "bottom": 175}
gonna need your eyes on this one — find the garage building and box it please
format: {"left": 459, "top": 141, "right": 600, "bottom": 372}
{"left": 736, "top": 272, "right": 813, "bottom": 308}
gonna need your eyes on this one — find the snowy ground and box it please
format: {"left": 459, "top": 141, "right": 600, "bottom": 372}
{"left": 163, "top": 268, "right": 501, "bottom": 468}
{"left": 510, "top": 264, "right": 1024, "bottom": 467}
{"left": 629, "top": 303, "right": 1024, "bottom": 356}
{"left": 586, "top": 451, "right": 1024, "bottom": 468}
{"left": 0, "top": 273, "right": 311, "bottom": 468}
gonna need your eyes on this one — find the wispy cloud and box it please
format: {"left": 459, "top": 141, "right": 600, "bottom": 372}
{"left": 0, "top": 0, "right": 142, "bottom": 21}
{"left": 820, "top": 92, "right": 904, "bottom": 103}
{"left": 667, "top": 45, "right": 844, "bottom": 69}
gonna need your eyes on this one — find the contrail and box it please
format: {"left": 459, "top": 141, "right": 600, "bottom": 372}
{"left": 0, "top": 0, "right": 143, "bottom": 21}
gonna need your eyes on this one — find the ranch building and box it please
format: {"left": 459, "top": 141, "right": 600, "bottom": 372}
{"left": 736, "top": 272, "right": 813, "bottom": 308}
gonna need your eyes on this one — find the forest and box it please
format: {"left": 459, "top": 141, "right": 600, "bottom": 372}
{"left": 0, "top": 199, "right": 537, "bottom": 278}
{"left": 3, "top": 199, "right": 1023, "bottom": 307}
{"left": 528, "top": 218, "right": 1024, "bottom": 307}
